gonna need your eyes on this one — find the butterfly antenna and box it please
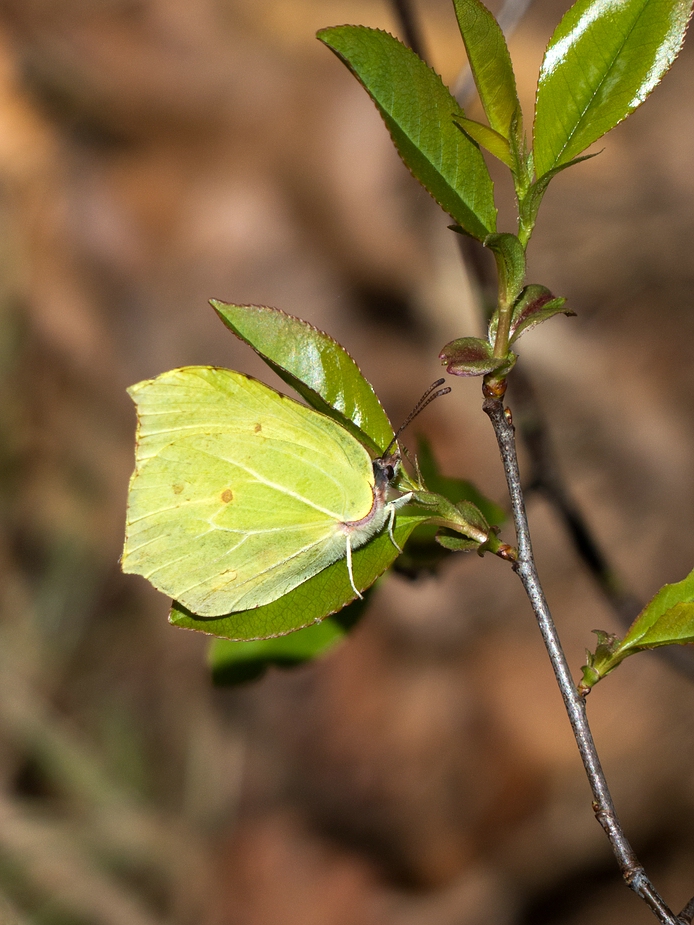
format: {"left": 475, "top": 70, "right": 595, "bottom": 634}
{"left": 383, "top": 378, "right": 451, "bottom": 456}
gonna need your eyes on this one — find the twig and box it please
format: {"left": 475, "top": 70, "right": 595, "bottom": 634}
{"left": 483, "top": 392, "right": 681, "bottom": 925}
{"left": 678, "top": 896, "right": 694, "bottom": 924}
{"left": 389, "top": 0, "right": 428, "bottom": 60}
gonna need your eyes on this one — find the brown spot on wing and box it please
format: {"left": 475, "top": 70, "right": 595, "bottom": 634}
{"left": 173, "top": 483, "right": 184, "bottom": 494}
{"left": 254, "top": 423, "right": 262, "bottom": 433}
{"left": 221, "top": 489, "right": 234, "bottom": 503}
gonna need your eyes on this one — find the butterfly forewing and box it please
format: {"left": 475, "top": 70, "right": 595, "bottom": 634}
{"left": 123, "top": 367, "right": 379, "bottom": 615}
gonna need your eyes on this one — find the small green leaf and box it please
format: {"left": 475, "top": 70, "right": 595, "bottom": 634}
{"left": 533, "top": 0, "right": 693, "bottom": 178}
{"left": 212, "top": 301, "right": 393, "bottom": 454}
{"left": 435, "top": 533, "right": 479, "bottom": 551}
{"left": 170, "top": 508, "right": 433, "bottom": 640}
{"left": 580, "top": 630, "right": 621, "bottom": 691}
{"left": 416, "top": 435, "right": 506, "bottom": 526}
{"left": 484, "top": 233, "right": 526, "bottom": 308}
{"left": 621, "top": 568, "right": 694, "bottom": 648}
{"left": 506, "top": 284, "right": 574, "bottom": 343}
{"left": 628, "top": 601, "right": 694, "bottom": 646}
{"left": 579, "top": 567, "right": 694, "bottom": 691}
{"left": 318, "top": 25, "right": 497, "bottom": 239}
{"left": 209, "top": 594, "right": 370, "bottom": 685}
{"left": 452, "top": 0, "right": 523, "bottom": 145}
{"left": 455, "top": 500, "right": 490, "bottom": 535}
{"left": 439, "top": 336, "right": 510, "bottom": 376}
{"left": 396, "top": 437, "right": 506, "bottom": 575}
{"left": 411, "top": 489, "right": 489, "bottom": 543}
{"left": 455, "top": 117, "right": 514, "bottom": 168}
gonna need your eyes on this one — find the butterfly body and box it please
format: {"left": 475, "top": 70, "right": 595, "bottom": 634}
{"left": 122, "top": 367, "right": 406, "bottom": 616}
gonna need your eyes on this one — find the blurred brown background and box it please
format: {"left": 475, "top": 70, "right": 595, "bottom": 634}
{"left": 1, "top": 0, "right": 694, "bottom": 923}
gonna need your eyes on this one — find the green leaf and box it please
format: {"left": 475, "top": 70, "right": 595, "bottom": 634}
{"left": 416, "top": 435, "right": 506, "bottom": 526}
{"left": 503, "top": 284, "right": 574, "bottom": 343}
{"left": 212, "top": 301, "right": 393, "bottom": 455}
{"left": 533, "top": 0, "right": 693, "bottom": 178}
{"left": 620, "top": 568, "right": 694, "bottom": 648}
{"left": 452, "top": 0, "right": 523, "bottom": 144}
{"left": 579, "top": 567, "right": 694, "bottom": 691}
{"left": 455, "top": 117, "right": 514, "bottom": 168}
{"left": 439, "top": 336, "right": 511, "bottom": 376}
{"left": 318, "top": 25, "right": 497, "bottom": 239}
{"left": 209, "top": 619, "right": 346, "bottom": 685}
{"left": 484, "top": 233, "right": 526, "bottom": 308}
{"left": 209, "top": 594, "right": 370, "bottom": 685}
{"left": 169, "top": 508, "right": 433, "bottom": 640}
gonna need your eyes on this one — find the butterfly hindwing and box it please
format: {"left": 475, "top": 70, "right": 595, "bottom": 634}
{"left": 123, "top": 367, "right": 379, "bottom": 615}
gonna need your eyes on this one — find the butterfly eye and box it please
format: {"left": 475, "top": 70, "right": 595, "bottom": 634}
{"left": 385, "top": 464, "right": 395, "bottom": 481}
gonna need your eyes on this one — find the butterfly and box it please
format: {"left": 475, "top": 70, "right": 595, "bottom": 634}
{"left": 121, "top": 365, "right": 448, "bottom": 617}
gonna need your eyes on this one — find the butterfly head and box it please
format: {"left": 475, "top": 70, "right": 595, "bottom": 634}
{"left": 372, "top": 450, "right": 401, "bottom": 496}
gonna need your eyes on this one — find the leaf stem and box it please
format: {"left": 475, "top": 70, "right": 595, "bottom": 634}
{"left": 492, "top": 304, "right": 513, "bottom": 359}
{"left": 483, "top": 391, "right": 681, "bottom": 925}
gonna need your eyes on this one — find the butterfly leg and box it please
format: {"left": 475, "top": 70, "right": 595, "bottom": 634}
{"left": 345, "top": 535, "right": 363, "bottom": 599}
{"left": 386, "top": 492, "right": 413, "bottom": 553}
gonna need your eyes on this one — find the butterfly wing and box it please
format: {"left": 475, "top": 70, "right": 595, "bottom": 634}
{"left": 122, "top": 367, "right": 377, "bottom": 615}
